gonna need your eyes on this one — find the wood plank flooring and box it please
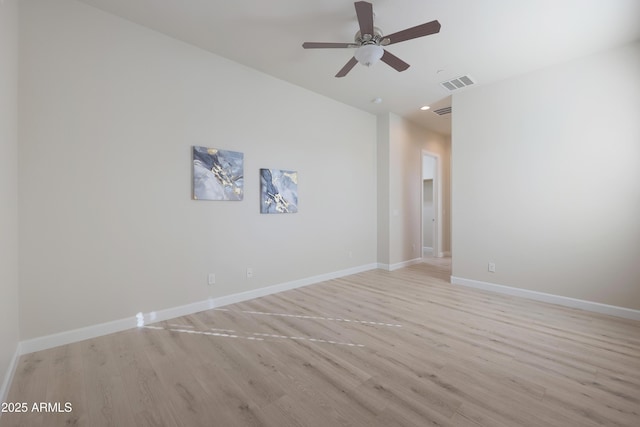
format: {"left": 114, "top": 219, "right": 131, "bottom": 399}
{"left": 2, "top": 258, "right": 640, "bottom": 426}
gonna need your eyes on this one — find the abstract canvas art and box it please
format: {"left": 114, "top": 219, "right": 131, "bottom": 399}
{"left": 192, "top": 146, "right": 244, "bottom": 200}
{"left": 260, "top": 169, "right": 298, "bottom": 214}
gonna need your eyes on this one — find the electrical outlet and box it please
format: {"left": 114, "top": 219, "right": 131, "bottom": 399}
{"left": 488, "top": 262, "right": 496, "bottom": 273}
{"left": 246, "top": 267, "right": 253, "bottom": 279}
{"left": 208, "top": 273, "right": 216, "bottom": 285}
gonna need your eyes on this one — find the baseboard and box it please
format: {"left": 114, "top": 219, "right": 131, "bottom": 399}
{"left": 208, "top": 263, "right": 378, "bottom": 307}
{"left": 0, "top": 343, "right": 21, "bottom": 410}
{"left": 20, "top": 313, "right": 141, "bottom": 355}
{"left": 451, "top": 276, "right": 640, "bottom": 321}
{"left": 19, "top": 263, "right": 378, "bottom": 355}
{"left": 378, "top": 258, "right": 423, "bottom": 272}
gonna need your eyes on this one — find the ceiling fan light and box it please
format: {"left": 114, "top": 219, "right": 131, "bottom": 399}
{"left": 354, "top": 44, "right": 384, "bottom": 67}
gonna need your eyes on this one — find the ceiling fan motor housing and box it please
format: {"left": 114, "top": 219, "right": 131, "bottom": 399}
{"left": 355, "top": 27, "right": 389, "bottom": 46}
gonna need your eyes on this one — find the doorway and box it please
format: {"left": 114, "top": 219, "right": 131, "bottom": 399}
{"left": 422, "top": 152, "right": 441, "bottom": 258}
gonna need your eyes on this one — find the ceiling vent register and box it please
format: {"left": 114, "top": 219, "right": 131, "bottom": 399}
{"left": 440, "top": 75, "right": 476, "bottom": 92}
{"left": 433, "top": 106, "right": 452, "bottom": 115}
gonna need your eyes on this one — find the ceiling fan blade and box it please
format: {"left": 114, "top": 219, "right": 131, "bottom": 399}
{"left": 354, "top": 1, "right": 374, "bottom": 36}
{"left": 335, "top": 57, "right": 358, "bottom": 78}
{"left": 384, "top": 20, "right": 441, "bottom": 45}
{"left": 302, "top": 42, "right": 356, "bottom": 49}
{"left": 381, "top": 50, "right": 410, "bottom": 72}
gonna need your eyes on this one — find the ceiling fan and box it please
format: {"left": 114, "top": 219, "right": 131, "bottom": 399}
{"left": 302, "top": 1, "right": 441, "bottom": 77}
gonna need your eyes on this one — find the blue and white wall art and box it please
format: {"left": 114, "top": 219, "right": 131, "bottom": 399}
{"left": 260, "top": 169, "right": 298, "bottom": 214}
{"left": 192, "top": 146, "right": 244, "bottom": 200}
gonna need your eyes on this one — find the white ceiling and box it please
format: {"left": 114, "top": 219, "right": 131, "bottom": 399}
{"left": 77, "top": 0, "right": 640, "bottom": 135}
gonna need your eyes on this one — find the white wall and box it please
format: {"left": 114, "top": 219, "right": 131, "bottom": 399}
{"left": 452, "top": 41, "right": 640, "bottom": 310}
{"left": 0, "top": 0, "right": 20, "bottom": 402}
{"left": 18, "top": 0, "right": 377, "bottom": 340}
{"left": 378, "top": 113, "right": 451, "bottom": 266}
{"left": 377, "top": 115, "right": 391, "bottom": 264}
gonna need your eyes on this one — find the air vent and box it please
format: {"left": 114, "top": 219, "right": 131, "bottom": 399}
{"left": 440, "top": 75, "right": 476, "bottom": 92}
{"left": 433, "top": 106, "right": 452, "bottom": 116}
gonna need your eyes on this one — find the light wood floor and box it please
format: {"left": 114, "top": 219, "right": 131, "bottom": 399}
{"left": 2, "top": 258, "right": 640, "bottom": 426}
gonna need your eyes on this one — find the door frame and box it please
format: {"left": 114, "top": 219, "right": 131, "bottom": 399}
{"left": 421, "top": 151, "right": 443, "bottom": 258}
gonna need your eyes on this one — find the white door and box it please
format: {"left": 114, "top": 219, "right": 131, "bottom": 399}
{"left": 423, "top": 179, "right": 434, "bottom": 255}
{"left": 422, "top": 153, "right": 440, "bottom": 257}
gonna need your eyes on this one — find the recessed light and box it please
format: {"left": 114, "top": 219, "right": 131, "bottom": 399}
{"left": 420, "top": 106, "right": 430, "bottom": 111}
{"left": 372, "top": 97, "right": 383, "bottom": 104}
